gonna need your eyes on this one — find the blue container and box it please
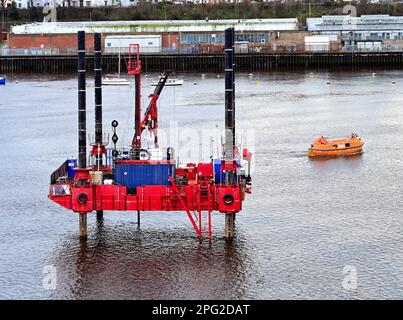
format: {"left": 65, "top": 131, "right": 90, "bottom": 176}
{"left": 213, "top": 159, "right": 224, "bottom": 184}
{"left": 213, "top": 159, "right": 240, "bottom": 184}
{"left": 66, "top": 158, "right": 77, "bottom": 178}
{"left": 0, "top": 77, "right": 5, "bottom": 85}
{"left": 114, "top": 162, "right": 175, "bottom": 188}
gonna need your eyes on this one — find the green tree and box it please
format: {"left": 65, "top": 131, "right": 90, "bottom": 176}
{"left": 8, "top": 2, "right": 19, "bottom": 21}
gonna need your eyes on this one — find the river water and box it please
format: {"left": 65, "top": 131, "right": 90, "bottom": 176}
{"left": 0, "top": 70, "right": 403, "bottom": 299}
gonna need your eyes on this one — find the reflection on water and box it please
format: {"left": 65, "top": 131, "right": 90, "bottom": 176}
{"left": 50, "top": 220, "right": 251, "bottom": 299}
{"left": 1, "top": 70, "right": 403, "bottom": 299}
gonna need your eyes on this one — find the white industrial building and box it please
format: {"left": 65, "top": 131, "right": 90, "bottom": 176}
{"left": 15, "top": 0, "right": 29, "bottom": 8}
{"left": 53, "top": 0, "right": 133, "bottom": 6}
{"left": 4, "top": 0, "right": 137, "bottom": 7}
{"left": 104, "top": 35, "right": 162, "bottom": 53}
{"left": 307, "top": 15, "right": 403, "bottom": 37}
{"left": 8, "top": 18, "right": 299, "bottom": 54}
{"left": 307, "top": 15, "right": 403, "bottom": 51}
{"left": 4, "top": 0, "right": 29, "bottom": 8}
{"left": 304, "top": 35, "right": 338, "bottom": 52}
{"left": 6, "top": 0, "right": 242, "bottom": 7}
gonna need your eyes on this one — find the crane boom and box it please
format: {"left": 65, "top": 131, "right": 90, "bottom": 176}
{"left": 141, "top": 71, "right": 171, "bottom": 148}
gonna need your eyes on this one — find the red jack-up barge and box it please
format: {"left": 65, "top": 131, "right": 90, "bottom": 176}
{"left": 48, "top": 28, "right": 252, "bottom": 241}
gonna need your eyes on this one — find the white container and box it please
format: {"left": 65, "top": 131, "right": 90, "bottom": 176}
{"left": 148, "top": 148, "right": 164, "bottom": 161}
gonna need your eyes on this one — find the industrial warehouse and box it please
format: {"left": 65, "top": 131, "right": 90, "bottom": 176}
{"left": 5, "top": 18, "right": 300, "bottom": 54}
{"left": 3, "top": 15, "right": 403, "bottom": 54}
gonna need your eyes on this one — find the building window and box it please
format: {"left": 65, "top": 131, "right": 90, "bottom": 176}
{"left": 180, "top": 33, "right": 269, "bottom": 45}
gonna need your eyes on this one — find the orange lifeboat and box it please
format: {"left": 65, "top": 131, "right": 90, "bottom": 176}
{"left": 308, "top": 133, "right": 364, "bottom": 157}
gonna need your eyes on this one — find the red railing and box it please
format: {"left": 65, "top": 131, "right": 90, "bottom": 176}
{"left": 127, "top": 43, "right": 141, "bottom": 74}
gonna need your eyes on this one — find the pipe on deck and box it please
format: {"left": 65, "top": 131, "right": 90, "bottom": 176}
{"left": 77, "top": 31, "right": 87, "bottom": 169}
{"left": 133, "top": 73, "right": 142, "bottom": 159}
{"left": 94, "top": 33, "right": 103, "bottom": 146}
{"left": 224, "top": 27, "right": 235, "bottom": 162}
{"left": 224, "top": 27, "right": 236, "bottom": 241}
{"left": 94, "top": 33, "right": 103, "bottom": 170}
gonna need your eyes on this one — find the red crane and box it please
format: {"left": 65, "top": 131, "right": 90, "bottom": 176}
{"left": 48, "top": 29, "right": 252, "bottom": 241}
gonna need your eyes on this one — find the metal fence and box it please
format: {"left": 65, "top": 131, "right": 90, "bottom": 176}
{"left": 0, "top": 45, "right": 303, "bottom": 56}
{"left": 0, "top": 47, "right": 78, "bottom": 56}
{"left": 341, "top": 45, "right": 403, "bottom": 52}
{"left": 0, "top": 46, "right": 204, "bottom": 56}
{"left": 2, "top": 44, "right": 403, "bottom": 56}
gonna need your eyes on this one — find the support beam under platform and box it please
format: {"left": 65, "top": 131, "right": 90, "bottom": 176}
{"left": 79, "top": 213, "right": 87, "bottom": 240}
{"left": 137, "top": 210, "right": 141, "bottom": 226}
{"left": 225, "top": 213, "right": 235, "bottom": 240}
{"left": 96, "top": 210, "right": 103, "bottom": 221}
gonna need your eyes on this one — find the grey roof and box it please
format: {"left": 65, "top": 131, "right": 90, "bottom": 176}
{"left": 11, "top": 19, "right": 299, "bottom": 34}
{"left": 307, "top": 15, "right": 403, "bottom": 32}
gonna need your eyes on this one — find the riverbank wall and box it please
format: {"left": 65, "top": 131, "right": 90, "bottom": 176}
{"left": 1, "top": 52, "right": 403, "bottom": 74}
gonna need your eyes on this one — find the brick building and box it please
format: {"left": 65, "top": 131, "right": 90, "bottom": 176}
{"left": 7, "top": 19, "right": 301, "bottom": 53}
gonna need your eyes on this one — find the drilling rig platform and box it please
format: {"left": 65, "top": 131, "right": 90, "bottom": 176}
{"left": 48, "top": 28, "right": 252, "bottom": 241}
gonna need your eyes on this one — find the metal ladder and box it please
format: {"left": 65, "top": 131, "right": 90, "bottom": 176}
{"left": 169, "top": 177, "right": 212, "bottom": 240}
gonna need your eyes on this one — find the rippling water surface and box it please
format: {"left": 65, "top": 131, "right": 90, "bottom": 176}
{"left": 1, "top": 70, "right": 403, "bottom": 299}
